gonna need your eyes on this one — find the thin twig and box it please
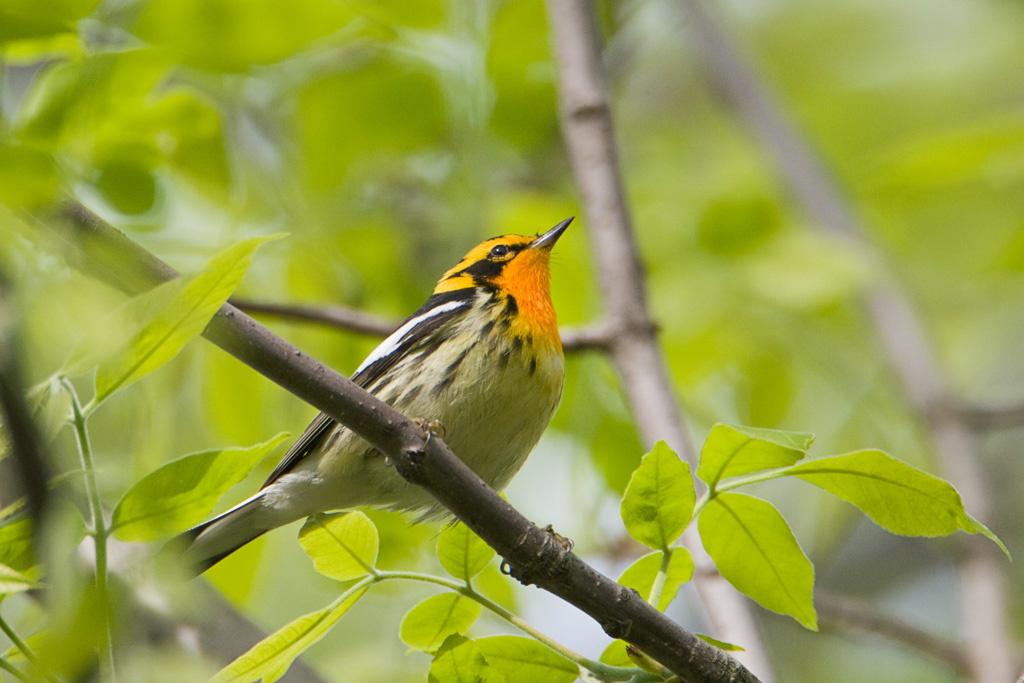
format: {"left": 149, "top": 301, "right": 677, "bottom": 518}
{"left": 39, "top": 201, "right": 761, "bottom": 683}
{"left": 560, "top": 322, "right": 616, "bottom": 351}
{"left": 230, "top": 299, "right": 399, "bottom": 337}
{"left": 231, "top": 298, "right": 615, "bottom": 352}
{"left": 678, "top": 2, "right": 1016, "bottom": 680}
{"left": 546, "top": 1, "right": 775, "bottom": 678}
{"left": 816, "top": 591, "right": 968, "bottom": 676}
{"left": 956, "top": 401, "right": 1024, "bottom": 431}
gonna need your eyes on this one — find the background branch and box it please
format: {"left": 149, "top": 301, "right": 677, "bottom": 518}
{"left": 230, "top": 299, "right": 398, "bottom": 337}
{"left": 38, "top": 201, "right": 760, "bottom": 683}
{"left": 678, "top": 1, "right": 1016, "bottom": 680}
{"left": 0, "top": 266, "right": 50, "bottom": 529}
{"left": 135, "top": 581, "right": 330, "bottom": 683}
{"left": 230, "top": 299, "right": 614, "bottom": 352}
{"left": 957, "top": 401, "right": 1024, "bottom": 431}
{"left": 816, "top": 591, "right": 968, "bottom": 676}
{"left": 546, "top": 1, "right": 774, "bottom": 678}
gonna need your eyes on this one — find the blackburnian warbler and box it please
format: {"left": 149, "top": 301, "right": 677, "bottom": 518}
{"left": 177, "top": 218, "right": 572, "bottom": 572}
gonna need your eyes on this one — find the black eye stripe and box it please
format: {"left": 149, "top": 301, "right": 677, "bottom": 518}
{"left": 458, "top": 258, "right": 504, "bottom": 280}
{"left": 448, "top": 241, "right": 528, "bottom": 283}
{"left": 488, "top": 242, "right": 530, "bottom": 261}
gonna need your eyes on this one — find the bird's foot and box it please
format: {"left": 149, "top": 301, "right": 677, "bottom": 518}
{"left": 542, "top": 524, "right": 574, "bottom": 552}
{"left": 413, "top": 418, "right": 447, "bottom": 439}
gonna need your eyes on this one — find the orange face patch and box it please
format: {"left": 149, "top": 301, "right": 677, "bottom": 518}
{"left": 431, "top": 234, "right": 561, "bottom": 349}
{"left": 493, "top": 247, "right": 559, "bottom": 347}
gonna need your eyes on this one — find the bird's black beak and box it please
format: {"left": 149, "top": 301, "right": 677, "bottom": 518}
{"left": 530, "top": 217, "right": 574, "bottom": 250}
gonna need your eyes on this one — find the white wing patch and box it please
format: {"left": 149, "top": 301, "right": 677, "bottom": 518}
{"left": 354, "top": 300, "right": 469, "bottom": 376}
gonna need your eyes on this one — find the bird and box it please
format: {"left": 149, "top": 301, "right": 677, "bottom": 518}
{"left": 174, "top": 217, "right": 572, "bottom": 573}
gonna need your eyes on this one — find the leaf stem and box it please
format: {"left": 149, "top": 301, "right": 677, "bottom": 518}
{"left": 0, "top": 613, "right": 60, "bottom": 683}
{"left": 647, "top": 548, "right": 672, "bottom": 609}
{"left": 0, "top": 657, "right": 32, "bottom": 683}
{"left": 374, "top": 570, "right": 641, "bottom": 682}
{"left": 690, "top": 466, "right": 797, "bottom": 525}
{"left": 0, "top": 612, "right": 41, "bottom": 674}
{"left": 61, "top": 376, "right": 116, "bottom": 681}
{"left": 81, "top": 397, "right": 99, "bottom": 420}
{"left": 715, "top": 468, "right": 796, "bottom": 492}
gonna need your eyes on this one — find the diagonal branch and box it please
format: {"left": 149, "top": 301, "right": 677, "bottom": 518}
{"left": 545, "top": 1, "right": 775, "bottom": 679}
{"left": 36, "top": 199, "right": 760, "bottom": 683}
{"left": 678, "top": 1, "right": 1016, "bottom": 680}
{"left": 135, "top": 580, "right": 331, "bottom": 683}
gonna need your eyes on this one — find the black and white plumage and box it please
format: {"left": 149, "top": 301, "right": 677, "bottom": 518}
{"left": 173, "top": 219, "right": 571, "bottom": 573}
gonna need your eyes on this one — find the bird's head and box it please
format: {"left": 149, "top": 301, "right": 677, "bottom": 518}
{"left": 433, "top": 217, "right": 573, "bottom": 344}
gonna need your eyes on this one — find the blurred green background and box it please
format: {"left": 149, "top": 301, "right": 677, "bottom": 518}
{"left": 1, "top": 0, "right": 1023, "bottom": 681}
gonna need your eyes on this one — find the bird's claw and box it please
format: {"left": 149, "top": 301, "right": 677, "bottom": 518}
{"left": 413, "top": 418, "right": 446, "bottom": 439}
{"left": 543, "top": 524, "right": 573, "bottom": 552}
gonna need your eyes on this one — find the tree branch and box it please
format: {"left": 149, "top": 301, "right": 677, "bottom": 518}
{"left": 816, "top": 591, "right": 968, "bottom": 676}
{"left": 956, "top": 401, "right": 1024, "bottom": 431}
{"left": 230, "top": 299, "right": 399, "bottom": 337}
{"left": 546, "top": 1, "right": 776, "bottom": 678}
{"left": 134, "top": 580, "right": 330, "bottom": 683}
{"left": 0, "top": 266, "right": 50, "bottom": 529}
{"left": 678, "top": 2, "right": 1016, "bottom": 680}
{"left": 230, "top": 299, "right": 615, "bottom": 352}
{"left": 35, "top": 199, "right": 760, "bottom": 683}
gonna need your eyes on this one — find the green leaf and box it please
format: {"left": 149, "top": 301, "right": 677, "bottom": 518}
{"left": 787, "top": 450, "right": 1006, "bottom": 548}
{"left": 111, "top": 433, "right": 288, "bottom": 542}
{"left": 697, "top": 424, "right": 814, "bottom": 489}
{"left": 617, "top": 548, "right": 694, "bottom": 611}
{"left": 3, "top": 630, "right": 45, "bottom": 662}
{"left": 94, "top": 235, "right": 279, "bottom": 403}
{"left": 135, "top": 0, "right": 362, "bottom": 73}
{"left": 63, "top": 276, "right": 171, "bottom": 379}
{"left": 624, "top": 646, "right": 668, "bottom": 675}
{"left": 476, "top": 636, "right": 578, "bottom": 683}
{"left": 212, "top": 582, "right": 369, "bottom": 683}
{"left": 299, "top": 55, "right": 444, "bottom": 191}
{"left": 28, "top": 375, "right": 72, "bottom": 444}
{"left": 698, "top": 492, "right": 816, "bottom": 629}
{"left": 965, "top": 515, "right": 1010, "bottom": 559}
{"left": 620, "top": 441, "right": 695, "bottom": 550}
{"left": 298, "top": 511, "right": 379, "bottom": 581}
{"left": 0, "top": 0, "right": 101, "bottom": 43}
{"left": 0, "top": 144, "right": 60, "bottom": 209}
{"left": 598, "top": 640, "right": 631, "bottom": 667}
{"left": 400, "top": 593, "right": 482, "bottom": 654}
{"left": 428, "top": 634, "right": 505, "bottom": 683}
{"left": 0, "top": 563, "right": 38, "bottom": 596}
{"left": 0, "top": 517, "right": 35, "bottom": 572}
{"left": 438, "top": 523, "right": 495, "bottom": 582}
{"left": 95, "top": 161, "right": 156, "bottom": 215}
{"left": 696, "top": 634, "right": 745, "bottom": 652}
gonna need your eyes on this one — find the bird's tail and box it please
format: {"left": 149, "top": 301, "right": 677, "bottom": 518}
{"left": 165, "top": 493, "right": 274, "bottom": 576}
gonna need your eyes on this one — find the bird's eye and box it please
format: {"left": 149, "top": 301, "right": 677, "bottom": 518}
{"left": 489, "top": 244, "right": 511, "bottom": 259}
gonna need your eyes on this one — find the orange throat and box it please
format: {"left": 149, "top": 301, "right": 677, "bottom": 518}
{"left": 495, "top": 249, "right": 560, "bottom": 349}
